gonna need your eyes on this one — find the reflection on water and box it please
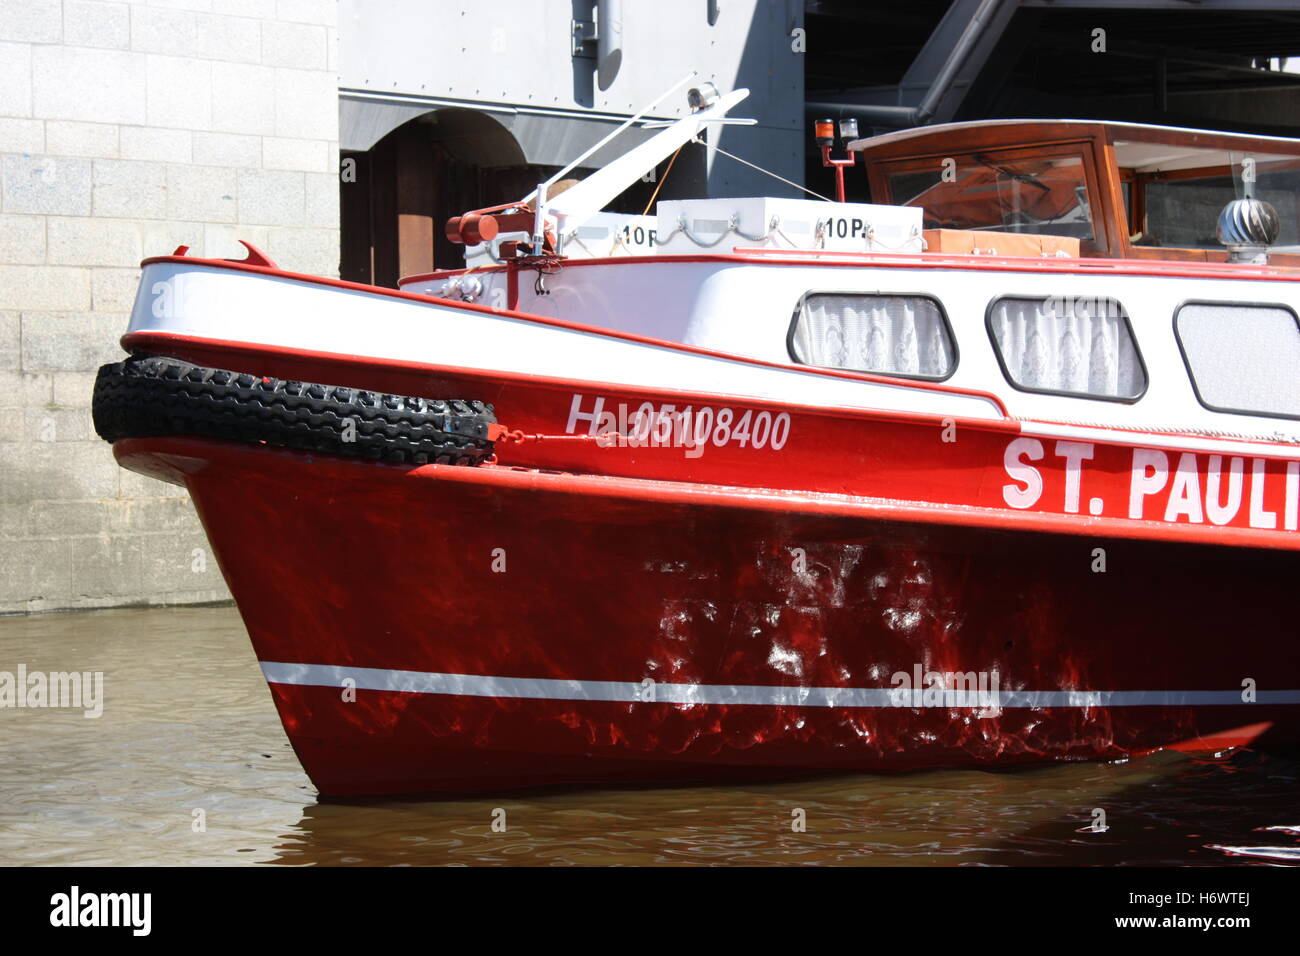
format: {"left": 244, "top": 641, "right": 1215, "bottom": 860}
{"left": 0, "top": 606, "right": 1296, "bottom": 867}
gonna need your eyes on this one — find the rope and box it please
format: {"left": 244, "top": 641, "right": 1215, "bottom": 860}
{"left": 692, "top": 134, "right": 834, "bottom": 202}
{"left": 656, "top": 213, "right": 785, "bottom": 248}
{"left": 861, "top": 224, "right": 924, "bottom": 252}
{"left": 604, "top": 232, "right": 631, "bottom": 256}
{"left": 565, "top": 233, "right": 596, "bottom": 257}
{"left": 641, "top": 144, "right": 683, "bottom": 216}
{"left": 1025, "top": 418, "right": 1300, "bottom": 445}
{"left": 561, "top": 150, "right": 684, "bottom": 259}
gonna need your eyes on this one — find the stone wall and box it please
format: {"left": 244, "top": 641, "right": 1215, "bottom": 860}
{"left": 0, "top": 0, "right": 340, "bottom": 613}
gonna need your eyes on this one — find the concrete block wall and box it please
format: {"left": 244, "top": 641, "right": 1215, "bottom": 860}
{"left": 0, "top": 0, "right": 340, "bottom": 613}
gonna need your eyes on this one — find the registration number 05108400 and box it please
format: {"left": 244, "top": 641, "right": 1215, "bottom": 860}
{"left": 565, "top": 394, "right": 791, "bottom": 458}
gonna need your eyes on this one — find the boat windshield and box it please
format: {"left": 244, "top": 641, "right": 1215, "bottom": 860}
{"left": 882, "top": 149, "right": 1095, "bottom": 240}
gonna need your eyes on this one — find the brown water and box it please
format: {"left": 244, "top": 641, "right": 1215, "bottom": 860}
{"left": 0, "top": 606, "right": 1296, "bottom": 867}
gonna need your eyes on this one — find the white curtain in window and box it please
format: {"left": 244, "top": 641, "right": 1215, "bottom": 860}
{"left": 989, "top": 297, "right": 1144, "bottom": 398}
{"left": 793, "top": 294, "right": 954, "bottom": 378}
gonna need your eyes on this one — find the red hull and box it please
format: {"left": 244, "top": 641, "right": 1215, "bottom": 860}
{"left": 118, "top": 436, "right": 1300, "bottom": 795}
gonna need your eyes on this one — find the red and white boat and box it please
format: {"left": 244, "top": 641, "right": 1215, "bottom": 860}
{"left": 96, "top": 83, "right": 1300, "bottom": 795}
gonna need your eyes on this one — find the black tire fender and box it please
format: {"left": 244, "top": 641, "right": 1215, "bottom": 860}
{"left": 92, "top": 355, "right": 497, "bottom": 466}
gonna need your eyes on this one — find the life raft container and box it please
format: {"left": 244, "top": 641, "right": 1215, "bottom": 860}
{"left": 92, "top": 355, "right": 496, "bottom": 466}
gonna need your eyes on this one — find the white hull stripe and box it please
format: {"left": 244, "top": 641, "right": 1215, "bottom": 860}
{"left": 259, "top": 662, "right": 1300, "bottom": 708}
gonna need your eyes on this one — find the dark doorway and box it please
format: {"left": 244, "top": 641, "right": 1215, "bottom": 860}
{"left": 340, "top": 109, "right": 700, "bottom": 289}
{"left": 339, "top": 111, "right": 545, "bottom": 288}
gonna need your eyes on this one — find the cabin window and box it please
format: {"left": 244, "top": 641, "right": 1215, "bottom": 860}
{"left": 1131, "top": 159, "right": 1300, "bottom": 250}
{"left": 1176, "top": 302, "right": 1300, "bottom": 419}
{"left": 882, "top": 149, "right": 1095, "bottom": 241}
{"left": 790, "top": 293, "right": 956, "bottom": 380}
{"left": 987, "top": 296, "right": 1146, "bottom": 401}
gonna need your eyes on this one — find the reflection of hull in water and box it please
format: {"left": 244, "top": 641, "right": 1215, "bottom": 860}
{"left": 263, "top": 750, "right": 1299, "bottom": 866}
{"left": 119, "top": 435, "right": 1299, "bottom": 796}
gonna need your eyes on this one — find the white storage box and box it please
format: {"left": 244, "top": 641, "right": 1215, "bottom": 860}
{"left": 654, "top": 197, "right": 922, "bottom": 255}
